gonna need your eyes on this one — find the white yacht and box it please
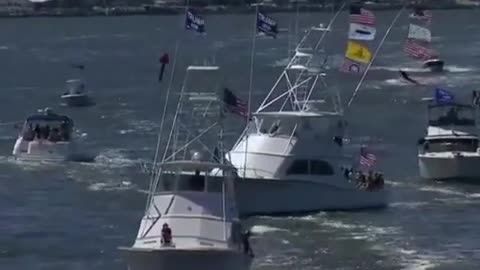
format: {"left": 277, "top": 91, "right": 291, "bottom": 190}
{"left": 12, "top": 108, "right": 79, "bottom": 162}
{"left": 227, "top": 24, "right": 388, "bottom": 216}
{"left": 418, "top": 102, "right": 480, "bottom": 181}
{"left": 60, "top": 79, "right": 93, "bottom": 107}
{"left": 119, "top": 66, "right": 253, "bottom": 270}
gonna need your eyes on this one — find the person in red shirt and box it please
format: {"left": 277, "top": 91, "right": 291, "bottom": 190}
{"left": 161, "top": 223, "right": 172, "bottom": 246}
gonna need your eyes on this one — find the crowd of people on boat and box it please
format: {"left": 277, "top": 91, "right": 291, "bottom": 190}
{"left": 342, "top": 167, "right": 384, "bottom": 191}
{"left": 22, "top": 122, "right": 70, "bottom": 142}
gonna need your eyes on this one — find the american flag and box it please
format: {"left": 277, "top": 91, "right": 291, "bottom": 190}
{"left": 350, "top": 6, "right": 375, "bottom": 25}
{"left": 359, "top": 147, "right": 376, "bottom": 168}
{"left": 223, "top": 88, "right": 248, "bottom": 118}
{"left": 404, "top": 39, "right": 435, "bottom": 60}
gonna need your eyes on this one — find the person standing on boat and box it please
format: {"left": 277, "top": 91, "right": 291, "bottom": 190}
{"left": 241, "top": 230, "right": 254, "bottom": 257}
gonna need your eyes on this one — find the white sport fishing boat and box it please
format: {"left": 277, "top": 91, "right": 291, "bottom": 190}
{"left": 228, "top": 24, "right": 388, "bottom": 216}
{"left": 418, "top": 101, "right": 480, "bottom": 181}
{"left": 119, "top": 66, "right": 253, "bottom": 270}
{"left": 12, "top": 108, "right": 79, "bottom": 162}
{"left": 60, "top": 79, "right": 93, "bottom": 107}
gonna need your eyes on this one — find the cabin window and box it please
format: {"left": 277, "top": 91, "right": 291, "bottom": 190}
{"left": 177, "top": 170, "right": 205, "bottom": 191}
{"left": 286, "top": 159, "right": 334, "bottom": 175}
{"left": 207, "top": 177, "right": 224, "bottom": 193}
{"left": 160, "top": 174, "right": 175, "bottom": 191}
{"left": 310, "top": 160, "right": 334, "bottom": 175}
{"left": 286, "top": 160, "right": 309, "bottom": 174}
{"left": 425, "top": 138, "right": 479, "bottom": 153}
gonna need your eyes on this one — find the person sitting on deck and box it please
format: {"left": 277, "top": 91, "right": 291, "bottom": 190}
{"left": 23, "top": 124, "right": 34, "bottom": 141}
{"left": 48, "top": 128, "right": 61, "bottom": 142}
{"left": 34, "top": 124, "right": 41, "bottom": 140}
{"left": 43, "top": 125, "right": 51, "bottom": 140}
{"left": 161, "top": 223, "right": 172, "bottom": 246}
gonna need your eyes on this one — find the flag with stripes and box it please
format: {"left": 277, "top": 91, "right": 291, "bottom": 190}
{"left": 223, "top": 88, "right": 248, "bottom": 118}
{"left": 185, "top": 9, "right": 205, "bottom": 34}
{"left": 340, "top": 58, "right": 366, "bottom": 74}
{"left": 359, "top": 147, "right": 376, "bottom": 168}
{"left": 350, "top": 5, "right": 375, "bottom": 25}
{"left": 404, "top": 39, "right": 436, "bottom": 60}
{"left": 257, "top": 11, "right": 278, "bottom": 38}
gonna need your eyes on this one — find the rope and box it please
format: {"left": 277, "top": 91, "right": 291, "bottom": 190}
{"left": 346, "top": 6, "right": 405, "bottom": 108}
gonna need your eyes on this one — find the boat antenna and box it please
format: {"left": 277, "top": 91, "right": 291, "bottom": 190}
{"left": 143, "top": 1, "right": 189, "bottom": 214}
{"left": 345, "top": 4, "right": 406, "bottom": 108}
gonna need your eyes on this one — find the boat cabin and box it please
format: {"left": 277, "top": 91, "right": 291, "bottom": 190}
{"left": 157, "top": 161, "right": 236, "bottom": 196}
{"left": 64, "top": 79, "right": 86, "bottom": 95}
{"left": 21, "top": 109, "right": 73, "bottom": 142}
{"left": 136, "top": 161, "right": 242, "bottom": 250}
{"left": 427, "top": 103, "right": 475, "bottom": 127}
{"left": 421, "top": 136, "right": 479, "bottom": 153}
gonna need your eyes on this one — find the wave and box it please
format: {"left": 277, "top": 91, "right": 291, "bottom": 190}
{"left": 0, "top": 46, "right": 8, "bottom": 50}
{"left": 418, "top": 185, "right": 469, "bottom": 197}
{"left": 93, "top": 148, "right": 140, "bottom": 169}
{"left": 372, "top": 65, "right": 473, "bottom": 73}
{"left": 87, "top": 180, "right": 135, "bottom": 192}
{"left": 390, "top": 201, "right": 430, "bottom": 209}
{"left": 250, "top": 225, "right": 289, "bottom": 235}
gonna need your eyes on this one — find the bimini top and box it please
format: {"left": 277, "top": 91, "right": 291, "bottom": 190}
{"left": 26, "top": 109, "right": 73, "bottom": 126}
{"left": 253, "top": 111, "right": 341, "bottom": 119}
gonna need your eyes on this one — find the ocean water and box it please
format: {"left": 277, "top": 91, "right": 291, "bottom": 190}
{"left": 1, "top": 9, "right": 480, "bottom": 270}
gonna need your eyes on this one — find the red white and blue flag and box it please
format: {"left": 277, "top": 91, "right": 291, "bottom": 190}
{"left": 350, "top": 6, "right": 375, "bottom": 25}
{"left": 223, "top": 88, "right": 248, "bottom": 118}
{"left": 404, "top": 39, "right": 436, "bottom": 60}
{"left": 359, "top": 147, "right": 376, "bottom": 168}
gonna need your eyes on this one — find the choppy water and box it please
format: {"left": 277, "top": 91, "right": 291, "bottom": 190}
{"left": 1, "top": 9, "right": 480, "bottom": 270}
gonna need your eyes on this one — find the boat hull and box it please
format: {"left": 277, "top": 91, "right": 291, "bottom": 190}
{"left": 11, "top": 138, "right": 94, "bottom": 162}
{"left": 61, "top": 94, "right": 92, "bottom": 107}
{"left": 119, "top": 247, "right": 252, "bottom": 270}
{"left": 235, "top": 177, "right": 388, "bottom": 217}
{"left": 419, "top": 153, "right": 480, "bottom": 181}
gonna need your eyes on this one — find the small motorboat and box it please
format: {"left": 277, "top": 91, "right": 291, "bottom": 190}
{"left": 423, "top": 58, "right": 444, "bottom": 73}
{"left": 60, "top": 79, "right": 93, "bottom": 107}
{"left": 418, "top": 98, "right": 480, "bottom": 182}
{"left": 12, "top": 108, "right": 85, "bottom": 162}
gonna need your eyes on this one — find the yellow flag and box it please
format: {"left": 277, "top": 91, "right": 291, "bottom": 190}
{"left": 345, "top": 41, "right": 372, "bottom": 64}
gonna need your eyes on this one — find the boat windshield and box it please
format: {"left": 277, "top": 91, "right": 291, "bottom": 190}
{"left": 22, "top": 114, "right": 73, "bottom": 142}
{"left": 159, "top": 171, "right": 226, "bottom": 193}
{"left": 423, "top": 138, "right": 479, "bottom": 152}
{"left": 428, "top": 104, "right": 475, "bottom": 126}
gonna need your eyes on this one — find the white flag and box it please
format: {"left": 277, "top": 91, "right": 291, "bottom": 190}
{"left": 348, "top": 23, "right": 376, "bottom": 41}
{"left": 408, "top": 24, "right": 431, "bottom": 42}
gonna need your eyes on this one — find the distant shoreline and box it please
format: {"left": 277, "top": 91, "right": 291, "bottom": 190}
{"left": 0, "top": 3, "right": 477, "bottom": 19}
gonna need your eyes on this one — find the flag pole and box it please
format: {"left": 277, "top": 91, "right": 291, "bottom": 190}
{"left": 346, "top": 5, "right": 405, "bottom": 108}
{"left": 243, "top": 3, "right": 259, "bottom": 178}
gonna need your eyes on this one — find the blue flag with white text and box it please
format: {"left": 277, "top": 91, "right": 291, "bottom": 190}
{"left": 257, "top": 11, "right": 278, "bottom": 38}
{"left": 434, "top": 88, "right": 454, "bottom": 104}
{"left": 185, "top": 9, "right": 205, "bottom": 34}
